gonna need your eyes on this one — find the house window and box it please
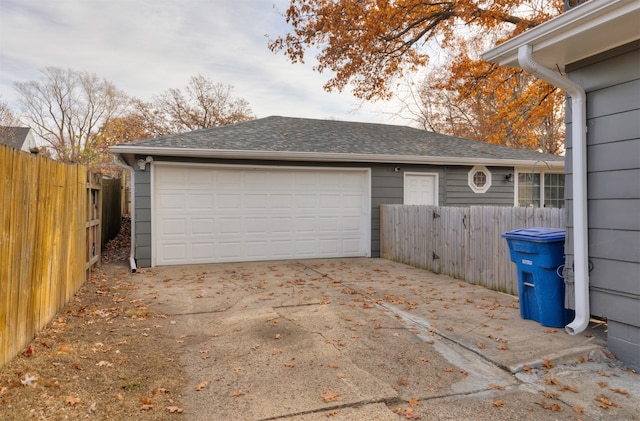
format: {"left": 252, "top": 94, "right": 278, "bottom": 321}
{"left": 468, "top": 166, "right": 491, "bottom": 193}
{"left": 517, "top": 172, "right": 565, "bottom": 208}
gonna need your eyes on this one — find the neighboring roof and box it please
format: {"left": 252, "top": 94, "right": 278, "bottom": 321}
{"left": 111, "top": 116, "right": 563, "bottom": 168}
{"left": 482, "top": 0, "right": 640, "bottom": 70}
{"left": 0, "top": 126, "right": 32, "bottom": 151}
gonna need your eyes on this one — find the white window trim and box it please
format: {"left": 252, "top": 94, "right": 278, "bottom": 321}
{"left": 514, "top": 167, "right": 565, "bottom": 207}
{"left": 468, "top": 166, "right": 492, "bottom": 194}
{"left": 403, "top": 172, "right": 439, "bottom": 205}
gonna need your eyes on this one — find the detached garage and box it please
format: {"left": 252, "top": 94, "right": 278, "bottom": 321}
{"left": 111, "top": 116, "right": 563, "bottom": 269}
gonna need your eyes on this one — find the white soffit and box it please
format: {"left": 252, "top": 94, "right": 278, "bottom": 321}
{"left": 482, "top": 0, "right": 640, "bottom": 70}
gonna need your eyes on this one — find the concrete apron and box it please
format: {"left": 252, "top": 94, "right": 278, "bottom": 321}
{"left": 131, "top": 258, "right": 639, "bottom": 421}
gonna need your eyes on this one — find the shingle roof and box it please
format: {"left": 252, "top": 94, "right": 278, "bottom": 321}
{"left": 0, "top": 126, "right": 31, "bottom": 150}
{"left": 113, "top": 116, "right": 563, "bottom": 163}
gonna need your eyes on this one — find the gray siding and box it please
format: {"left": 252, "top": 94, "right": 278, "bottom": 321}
{"left": 565, "top": 41, "right": 640, "bottom": 370}
{"left": 133, "top": 165, "right": 152, "bottom": 268}
{"left": 443, "top": 166, "right": 515, "bottom": 207}
{"left": 132, "top": 157, "right": 516, "bottom": 265}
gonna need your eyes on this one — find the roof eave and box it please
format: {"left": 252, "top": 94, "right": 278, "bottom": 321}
{"left": 109, "top": 146, "right": 563, "bottom": 169}
{"left": 481, "top": 0, "right": 640, "bottom": 70}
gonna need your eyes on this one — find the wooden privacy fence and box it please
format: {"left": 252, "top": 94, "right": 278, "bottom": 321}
{"left": 380, "top": 205, "right": 567, "bottom": 295}
{"left": 0, "top": 145, "right": 101, "bottom": 367}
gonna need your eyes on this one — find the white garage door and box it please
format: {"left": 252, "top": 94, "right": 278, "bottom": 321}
{"left": 153, "top": 164, "right": 370, "bottom": 265}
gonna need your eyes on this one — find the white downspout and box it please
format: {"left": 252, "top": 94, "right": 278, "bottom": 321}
{"left": 113, "top": 155, "right": 137, "bottom": 273}
{"left": 518, "top": 44, "right": 589, "bottom": 335}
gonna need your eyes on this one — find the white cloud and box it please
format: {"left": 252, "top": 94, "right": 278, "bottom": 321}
{"left": 0, "top": 0, "right": 405, "bottom": 124}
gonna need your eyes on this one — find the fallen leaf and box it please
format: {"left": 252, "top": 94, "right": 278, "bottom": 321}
{"left": 321, "top": 390, "right": 341, "bottom": 402}
{"left": 542, "top": 359, "right": 554, "bottom": 369}
{"left": 598, "top": 370, "right": 610, "bottom": 377}
{"left": 328, "top": 363, "right": 339, "bottom": 368}
{"left": 327, "top": 409, "right": 339, "bottom": 416}
{"left": 166, "top": 406, "right": 183, "bottom": 413}
{"left": 139, "top": 397, "right": 153, "bottom": 405}
{"left": 152, "top": 388, "right": 169, "bottom": 395}
{"left": 497, "top": 344, "right": 509, "bottom": 351}
{"left": 477, "top": 342, "right": 485, "bottom": 349}
{"left": 96, "top": 360, "right": 113, "bottom": 367}
{"left": 522, "top": 365, "right": 532, "bottom": 373}
{"left": 611, "top": 388, "right": 630, "bottom": 396}
{"left": 489, "top": 383, "right": 506, "bottom": 390}
{"left": 274, "top": 333, "right": 281, "bottom": 340}
{"left": 403, "top": 407, "right": 422, "bottom": 419}
{"left": 598, "top": 381, "right": 608, "bottom": 388}
{"left": 194, "top": 381, "right": 210, "bottom": 391}
{"left": 66, "top": 396, "right": 81, "bottom": 406}
{"left": 57, "top": 343, "right": 72, "bottom": 354}
{"left": 407, "top": 397, "right": 420, "bottom": 407}
{"left": 284, "top": 362, "right": 295, "bottom": 368}
{"left": 594, "top": 394, "right": 620, "bottom": 409}
{"left": 24, "top": 343, "right": 36, "bottom": 356}
{"left": 232, "top": 390, "right": 246, "bottom": 397}
{"left": 492, "top": 400, "right": 505, "bottom": 407}
{"left": 140, "top": 404, "right": 153, "bottom": 411}
{"left": 573, "top": 405, "right": 584, "bottom": 414}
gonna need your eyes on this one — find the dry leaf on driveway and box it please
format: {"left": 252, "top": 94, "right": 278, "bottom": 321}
{"left": 320, "top": 390, "right": 341, "bottom": 402}
{"left": 166, "top": 406, "right": 183, "bottom": 413}
{"left": 194, "top": 381, "right": 210, "bottom": 391}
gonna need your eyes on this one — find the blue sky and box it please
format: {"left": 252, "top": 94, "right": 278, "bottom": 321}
{"left": 0, "top": 0, "right": 405, "bottom": 124}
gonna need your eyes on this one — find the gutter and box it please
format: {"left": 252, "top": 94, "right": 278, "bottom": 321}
{"left": 108, "top": 147, "right": 563, "bottom": 169}
{"left": 113, "top": 155, "right": 137, "bottom": 273}
{"left": 518, "top": 45, "right": 589, "bottom": 335}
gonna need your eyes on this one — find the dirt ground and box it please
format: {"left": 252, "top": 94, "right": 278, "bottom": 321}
{"left": 0, "top": 220, "right": 187, "bottom": 420}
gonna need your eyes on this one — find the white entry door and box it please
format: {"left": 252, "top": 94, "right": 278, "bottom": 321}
{"left": 153, "top": 164, "right": 371, "bottom": 265}
{"left": 404, "top": 173, "right": 438, "bottom": 205}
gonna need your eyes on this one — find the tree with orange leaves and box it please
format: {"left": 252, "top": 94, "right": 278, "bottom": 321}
{"left": 270, "top": 0, "right": 568, "bottom": 153}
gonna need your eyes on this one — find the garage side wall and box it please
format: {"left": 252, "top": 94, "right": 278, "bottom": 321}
{"left": 134, "top": 164, "right": 152, "bottom": 268}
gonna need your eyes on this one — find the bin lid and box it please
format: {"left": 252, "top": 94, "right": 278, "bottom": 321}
{"left": 501, "top": 227, "right": 566, "bottom": 242}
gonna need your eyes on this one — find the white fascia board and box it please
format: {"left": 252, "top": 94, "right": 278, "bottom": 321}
{"left": 110, "top": 146, "right": 563, "bottom": 169}
{"left": 482, "top": 0, "right": 640, "bottom": 70}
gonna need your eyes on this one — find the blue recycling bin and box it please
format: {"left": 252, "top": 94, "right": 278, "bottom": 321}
{"left": 501, "top": 228, "right": 574, "bottom": 328}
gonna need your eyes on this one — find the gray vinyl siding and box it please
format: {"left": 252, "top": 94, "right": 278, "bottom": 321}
{"left": 565, "top": 41, "right": 640, "bottom": 370}
{"left": 134, "top": 166, "right": 152, "bottom": 268}
{"left": 131, "top": 157, "right": 516, "bottom": 265}
{"left": 443, "top": 166, "right": 515, "bottom": 207}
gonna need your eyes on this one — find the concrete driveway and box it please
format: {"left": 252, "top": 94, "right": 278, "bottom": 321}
{"left": 131, "top": 258, "right": 638, "bottom": 421}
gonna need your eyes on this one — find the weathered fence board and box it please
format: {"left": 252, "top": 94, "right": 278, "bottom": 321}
{"left": 0, "top": 145, "right": 91, "bottom": 367}
{"left": 380, "top": 204, "right": 567, "bottom": 295}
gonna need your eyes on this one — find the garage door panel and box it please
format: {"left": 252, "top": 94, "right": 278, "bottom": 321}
{"left": 161, "top": 218, "right": 187, "bottom": 236}
{"left": 191, "top": 243, "right": 215, "bottom": 260}
{"left": 245, "top": 194, "right": 269, "bottom": 209}
{"left": 218, "top": 217, "right": 242, "bottom": 235}
{"left": 318, "top": 216, "right": 339, "bottom": 232}
{"left": 191, "top": 218, "right": 214, "bottom": 236}
{"left": 158, "top": 193, "right": 185, "bottom": 210}
{"left": 187, "top": 194, "right": 214, "bottom": 209}
{"left": 154, "top": 166, "right": 369, "bottom": 265}
{"left": 216, "top": 194, "right": 242, "bottom": 209}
